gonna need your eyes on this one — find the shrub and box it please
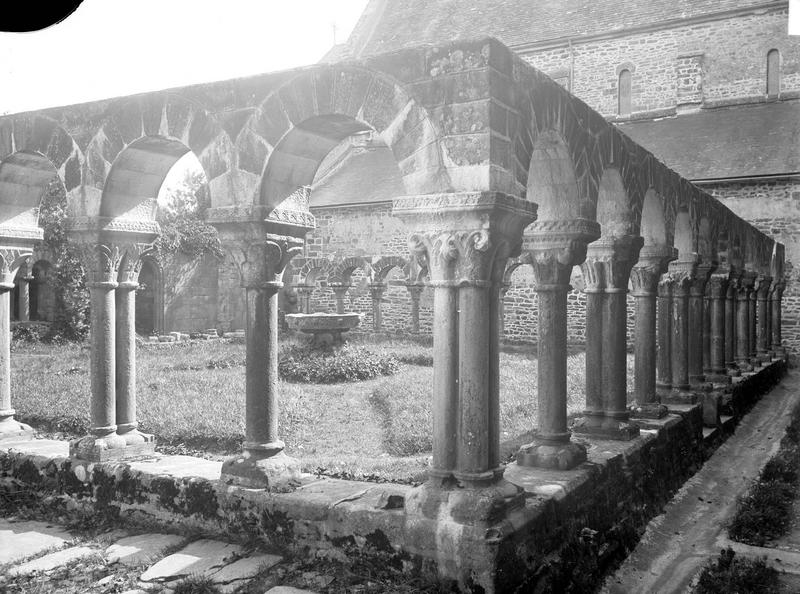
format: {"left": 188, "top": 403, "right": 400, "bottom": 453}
{"left": 395, "top": 350, "right": 433, "bottom": 367}
{"left": 695, "top": 547, "right": 779, "bottom": 593}
{"left": 11, "top": 323, "right": 47, "bottom": 344}
{"left": 278, "top": 345, "right": 399, "bottom": 383}
{"left": 369, "top": 374, "right": 433, "bottom": 456}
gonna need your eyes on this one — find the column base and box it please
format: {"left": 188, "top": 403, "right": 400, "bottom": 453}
{"left": 0, "top": 416, "right": 34, "bottom": 441}
{"left": 220, "top": 449, "right": 301, "bottom": 490}
{"left": 117, "top": 428, "right": 155, "bottom": 446}
{"left": 629, "top": 402, "right": 669, "bottom": 420}
{"left": 517, "top": 438, "right": 587, "bottom": 470}
{"left": 572, "top": 416, "right": 640, "bottom": 441}
{"left": 69, "top": 433, "right": 155, "bottom": 462}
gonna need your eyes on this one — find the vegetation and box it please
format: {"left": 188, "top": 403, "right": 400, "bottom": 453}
{"left": 278, "top": 344, "right": 399, "bottom": 383}
{"left": 728, "top": 411, "right": 800, "bottom": 546}
{"left": 694, "top": 547, "right": 780, "bottom": 594}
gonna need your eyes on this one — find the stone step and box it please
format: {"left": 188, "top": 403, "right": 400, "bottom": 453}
{"left": 0, "top": 519, "right": 74, "bottom": 565}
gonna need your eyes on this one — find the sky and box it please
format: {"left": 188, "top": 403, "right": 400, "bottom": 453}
{"left": 0, "top": 0, "right": 369, "bottom": 115}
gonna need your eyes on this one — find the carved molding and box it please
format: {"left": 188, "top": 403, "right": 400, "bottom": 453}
{"left": 706, "top": 272, "right": 731, "bottom": 298}
{"left": 583, "top": 235, "right": 643, "bottom": 291}
{"left": 240, "top": 235, "right": 304, "bottom": 288}
{"left": 755, "top": 275, "right": 773, "bottom": 300}
{"left": 117, "top": 242, "right": 156, "bottom": 285}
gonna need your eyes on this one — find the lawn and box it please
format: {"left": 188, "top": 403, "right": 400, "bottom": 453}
{"left": 10, "top": 337, "right": 633, "bottom": 484}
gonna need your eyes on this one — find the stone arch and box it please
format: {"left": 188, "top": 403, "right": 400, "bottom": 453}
{"left": 0, "top": 151, "right": 62, "bottom": 231}
{"left": 330, "top": 256, "right": 371, "bottom": 285}
{"left": 526, "top": 129, "right": 589, "bottom": 222}
{"left": 640, "top": 189, "right": 668, "bottom": 247}
{"left": 136, "top": 255, "right": 164, "bottom": 335}
{"left": 371, "top": 255, "right": 408, "bottom": 283}
{"left": 596, "top": 168, "right": 637, "bottom": 238}
{"left": 253, "top": 65, "right": 450, "bottom": 211}
{"left": 298, "top": 258, "right": 333, "bottom": 285}
{"left": 83, "top": 95, "right": 229, "bottom": 216}
{"left": 100, "top": 136, "right": 209, "bottom": 222}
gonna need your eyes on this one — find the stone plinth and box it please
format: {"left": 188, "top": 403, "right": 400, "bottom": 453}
{"left": 285, "top": 312, "right": 363, "bottom": 347}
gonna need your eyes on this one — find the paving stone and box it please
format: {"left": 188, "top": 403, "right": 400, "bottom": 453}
{"left": 9, "top": 545, "right": 97, "bottom": 576}
{"left": 209, "top": 553, "right": 282, "bottom": 591}
{"left": 139, "top": 539, "right": 242, "bottom": 582}
{"left": 105, "top": 533, "right": 186, "bottom": 566}
{"left": 265, "top": 588, "right": 319, "bottom": 594}
{"left": 0, "top": 519, "right": 73, "bottom": 565}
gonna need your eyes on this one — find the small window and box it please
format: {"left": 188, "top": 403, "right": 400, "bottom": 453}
{"left": 767, "top": 49, "right": 780, "bottom": 96}
{"left": 618, "top": 69, "right": 632, "bottom": 116}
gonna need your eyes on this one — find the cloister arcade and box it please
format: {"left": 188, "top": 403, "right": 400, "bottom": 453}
{"left": 0, "top": 38, "right": 787, "bottom": 588}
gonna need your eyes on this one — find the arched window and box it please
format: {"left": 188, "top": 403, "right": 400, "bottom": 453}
{"left": 767, "top": 49, "right": 780, "bottom": 96}
{"left": 618, "top": 69, "right": 632, "bottom": 116}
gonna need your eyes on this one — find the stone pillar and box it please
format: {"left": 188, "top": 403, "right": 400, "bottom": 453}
{"left": 368, "top": 283, "right": 386, "bottom": 332}
{"left": 573, "top": 235, "right": 642, "bottom": 440}
{"left": 331, "top": 283, "right": 349, "bottom": 314}
{"left": 517, "top": 219, "right": 600, "bottom": 468}
{"left": 498, "top": 282, "right": 510, "bottom": 340}
{"left": 406, "top": 283, "right": 424, "bottom": 333}
{"left": 221, "top": 235, "right": 304, "bottom": 489}
{"left": 771, "top": 281, "right": 785, "bottom": 356}
{"left": 17, "top": 264, "right": 31, "bottom": 322}
{"left": 629, "top": 245, "right": 675, "bottom": 418}
{"left": 296, "top": 285, "right": 313, "bottom": 314}
{"left": 688, "top": 261, "right": 715, "bottom": 389}
{"left": 395, "top": 192, "right": 535, "bottom": 531}
{"left": 706, "top": 271, "right": 732, "bottom": 383}
{"left": 665, "top": 257, "right": 697, "bottom": 403}
{"left": 756, "top": 276, "right": 772, "bottom": 363}
{"left": 656, "top": 274, "right": 673, "bottom": 399}
{"left": 749, "top": 275, "right": 760, "bottom": 366}
{"left": 70, "top": 244, "right": 128, "bottom": 460}
{"left": 114, "top": 245, "right": 155, "bottom": 452}
{"left": 735, "top": 271, "right": 755, "bottom": 372}
{"left": 0, "top": 250, "right": 34, "bottom": 440}
{"left": 725, "top": 273, "right": 741, "bottom": 377}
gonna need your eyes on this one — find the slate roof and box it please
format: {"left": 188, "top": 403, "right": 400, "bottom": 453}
{"left": 310, "top": 145, "right": 405, "bottom": 207}
{"left": 618, "top": 101, "right": 800, "bottom": 180}
{"left": 342, "top": 0, "right": 773, "bottom": 57}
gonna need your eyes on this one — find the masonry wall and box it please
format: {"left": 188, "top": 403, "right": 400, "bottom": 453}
{"left": 706, "top": 178, "right": 800, "bottom": 353}
{"left": 520, "top": 7, "right": 799, "bottom": 116}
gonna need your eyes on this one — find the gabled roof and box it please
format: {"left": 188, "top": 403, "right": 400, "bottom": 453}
{"left": 339, "top": 0, "right": 776, "bottom": 58}
{"left": 618, "top": 100, "right": 800, "bottom": 180}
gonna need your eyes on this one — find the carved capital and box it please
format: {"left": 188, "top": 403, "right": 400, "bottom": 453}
{"left": 631, "top": 244, "right": 677, "bottom": 296}
{"left": 770, "top": 281, "right": 785, "bottom": 301}
{"left": 330, "top": 283, "right": 351, "bottom": 298}
{"left": 582, "top": 235, "right": 643, "bottom": 292}
{"left": 690, "top": 261, "right": 717, "bottom": 297}
{"left": 368, "top": 283, "right": 387, "bottom": 300}
{"left": 409, "top": 229, "right": 508, "bottom": 285}
{"left": 240, "top": 234, "right": 303, "bottom": 289}
{"left": 405, "top": 283, "right": 425, "bottom": 300}
{"left": 667, "top": 255, "right": 698, "bottom": 296}
{"left": 85, "top": 243, "right": 124, "bottom": 285}
{"left": 117, "top": 242, "right": 156, "bottom": 285}
{"left": 755, "top": 275, "right": 773, "bottom": 300}
{"left": 527, "top": 219, "right": 600, "bottom": 289}
{"left": 657, "top": 273, "right": 673, "bottom": 298}
{"left": 0, "top": 248, "right": 32, "bottom": 287}
{"left": 706, "top": 272, "right": 731, "bottom": 299}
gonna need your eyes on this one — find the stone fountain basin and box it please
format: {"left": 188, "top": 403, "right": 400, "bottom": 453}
{"left": 285, "top": 312, "right": 362, "bottom": 333}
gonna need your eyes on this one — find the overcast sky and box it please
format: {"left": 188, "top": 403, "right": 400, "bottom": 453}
{"left": 0, "top": 0, "right": 369, "bottom": 115}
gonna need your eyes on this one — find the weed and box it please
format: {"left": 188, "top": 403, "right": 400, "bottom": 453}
{"left": 695, "top": 547, "right": 780, "bottom": 593}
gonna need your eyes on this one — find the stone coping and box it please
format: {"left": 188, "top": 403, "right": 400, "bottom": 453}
{"left": 0, "top": 359, "right": 786, "bottom": 591}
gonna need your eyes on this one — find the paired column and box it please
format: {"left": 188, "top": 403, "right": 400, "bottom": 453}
{"left": 629, "top": 244, "right": 675, "bottom": 418}
{"left": 725, "top": 271, "right": 741, "bottom": 377}
{"left": 0, "top": 249, "right": 34, "bottom": 440}
{"left": 517, "top": 218, "right": 600, "bottom": 468}
{"left": 573, "top": 235, "right": 642, "bottom": 440}
{"left": 221, "top": 235, "right": 304, "bottom": 488}
{"left": 735, "top": 271, "right": 756, "bottom": 372}
{"left": 664, "top": 256, "right": 698, "bottom": 403}
{"left": 330, "top": 283, "right": 349, "bottom": 314}
{"left": 406, "top": 283, "right": 424, "bottom": 333}
{"left": 368, "top": 282, "right": 386, "bottom": 331}
{"left": 755, "top": 276, "right": 773, "bottom": 363}
{"left": 706, "top": 271, "right": 732, "bottom": 383}
{"left": 688, "top": 261, "right": 715, "bottom": 390}
{"left": 771, "top": 281, "right": 785, "bottom": 356}
{"left": 16, "top": 263, "right": 31, "bottom": 322}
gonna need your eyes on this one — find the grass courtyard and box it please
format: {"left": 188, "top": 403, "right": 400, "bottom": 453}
{"left": 10, "top": 336, "right": 633, "bottom": 484}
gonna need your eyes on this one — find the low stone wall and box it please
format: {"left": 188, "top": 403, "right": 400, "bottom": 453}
{"left": 0, "top": 360, "right": 786, "bottom": 592}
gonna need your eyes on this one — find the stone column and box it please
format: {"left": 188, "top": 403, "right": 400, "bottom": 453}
{"left": 706, "top": 271, "right": 732, "bottom": 383}
{"left": 725, "top": 272, "right": 741, "bottom": 376}
{"left": 114, "top": 245, "right": 155, "bottom": 452}
{"left": 70, "top": 244, "right": 128, "bottom": 460}
{"left": 406, "top": 283, "right": 424, "bottom": 333}
{"left": 688, "top": 261, "right": 715, "bottom": 389}
{"left": 573, "top": 235, "right": 642, "bottom": 440}
{"left": 756, "top": 276, "right": 772, "bottom": 363}
{"left": 629, "top": 245, "right": 675, "bottom": 419}
{"left": 771, "top": 281, "right": 785, "bottom": 356}
{"left": 749, "top": 275, "right": 760, "bottom": 366}
{"left": 665, "top": 257, "right": 697, "bottom": 403}
{"left": 296, "top": 285, "right": 313, "bottom": 314}
{"left": 735, "top": 271, "right": 756, "bottom": 372}
{"left": 221, "top": 235, "right": 304, "bottom": 489}
{"left": 498, "top": 282, "right": 511, "bottom": 340}
{"left": 368, "top": 282, "right": 386, "bottom": 332}
{"left": 0, "top": 250, "right": 33, "bottom": 440}
{"left": 656, "top": 274, "right": 673, "bottom": 399}
{"left": 517, "top": 219, "right": 600, "bottom": 469}
{"left": 331, "top": 283, "right": 349, "bottom": 314}
{"left": 16, "top": 264, "right": 31, "bottom": 322}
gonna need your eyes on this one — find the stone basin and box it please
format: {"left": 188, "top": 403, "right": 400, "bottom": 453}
{"left": 285, "top": 312, "right": 363, "bottom": 347}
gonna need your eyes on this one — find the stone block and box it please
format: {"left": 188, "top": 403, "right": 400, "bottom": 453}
{"left": 105, "top": 533, "right": 187, "bottom": 566}
{"left": 139, "top": 539, "right": 243, "bottom": 583}
{"left": 0, "top": 519, "right": 72, "bottom": 565}
{"left": 10, "top": 545, "right": 96, "bottom": 577}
